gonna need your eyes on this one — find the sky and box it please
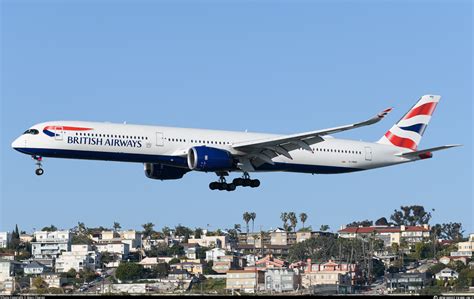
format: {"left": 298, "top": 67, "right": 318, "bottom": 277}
{"left": 1, "top": 0, "right": 472, "bottom": 235}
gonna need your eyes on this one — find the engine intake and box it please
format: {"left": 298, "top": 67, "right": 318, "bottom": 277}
{"left": 144, "top": 163, "right": 189, "bottom": 180}
{"left": 187, "top": 146, "right": 234, "bottom": 171}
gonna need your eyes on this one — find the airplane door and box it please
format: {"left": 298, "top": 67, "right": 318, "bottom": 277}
{"left": 156, "top": 132, "right": 164, "bottom": 146}
{"left": 55, "top": 126, "right": 64, "bottom": 141}
{"left": 365, "top": 146, "right": 372, "bottom": 161}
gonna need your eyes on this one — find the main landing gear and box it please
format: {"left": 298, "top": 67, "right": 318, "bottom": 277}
{"left": 209, "top": 172, "right": 260, "bottom": 191}
{"left": 33, "top": 156, "right": 44, "bottom": 176}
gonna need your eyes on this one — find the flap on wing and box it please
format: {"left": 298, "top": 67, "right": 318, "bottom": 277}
{"left": 396, "top": 144, "right": 462, "bottom": 158}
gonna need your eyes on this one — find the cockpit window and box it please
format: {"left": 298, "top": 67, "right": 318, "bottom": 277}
{"left": 23, "top": 129, "right": 39, "bottom": 135}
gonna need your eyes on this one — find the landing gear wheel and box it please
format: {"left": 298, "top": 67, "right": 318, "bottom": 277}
{"left": 232, "top": 178, "right": 244, "bottom": 186}
{"left": 250, "top": 179, "right": 260, "bottom": 188}
{"left": 226, "top": 183, "right": 236, "bottom": 191}
{"left": 242, "top": 179, "right": 251, "bottom": 187}
{"left": 209, "top": 182, "right": 219, "bottom": 190}
{"left": 35, "top": 168, "right": 44, "bottom": 176}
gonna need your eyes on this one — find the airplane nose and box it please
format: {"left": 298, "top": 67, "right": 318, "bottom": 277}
{"left": 11, "top": 136, "right": 23, "bottom": 150}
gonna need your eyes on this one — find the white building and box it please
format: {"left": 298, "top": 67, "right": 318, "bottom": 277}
{"left": 0, "top": 232, "right": 11, "bottom": 249}
{"left": 265, "top": 268, "right": 299, "bottom": 292}
{"left": 95, "top": 241, "right": 130, "bottom": 260}
{"left": 206, "top": 248, "right": 227, "bottom": 262}
{"left": 435, "top": 268, "right": 459, "bottom": 280}
{"left": 31, "top": 230, "right": 71, "bottom": 261}
{"left": 55, "top": 244, "right": 100, "bottom": 273}
{"left": 188, "top": 235, "right": 229, "bottom": 249}
{"left": 457, "top": 233, "right": 474, "bottom": 252}
{"left": 24, "top": 261, "right": 51, "bottom": 275}
{"left": 120, "top": 230, "right": 142, "bottom": 252}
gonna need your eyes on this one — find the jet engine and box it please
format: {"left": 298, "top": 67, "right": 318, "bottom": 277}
{"left": 144, "top": 163, "right": 189, "bottom": 180}
{"left": 187, "top": 146, "right": 234, "bottom": 171}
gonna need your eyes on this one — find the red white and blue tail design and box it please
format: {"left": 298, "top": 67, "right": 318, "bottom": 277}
{"left": 377, "top": 95, "right": 441, "bottom": 151}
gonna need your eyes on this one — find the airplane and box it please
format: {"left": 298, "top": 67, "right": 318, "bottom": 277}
{"left": 11, "top": 94, "right": 460, "bottom": 191}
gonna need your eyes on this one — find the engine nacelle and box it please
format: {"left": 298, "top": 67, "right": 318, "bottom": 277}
{"left": 144, "top": 163, "right": 189, "bottom": 180}
{"left": 187, "top": 146, "right": 234, "bottom": 171}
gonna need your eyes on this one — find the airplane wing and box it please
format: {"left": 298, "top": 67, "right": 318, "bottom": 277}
{"left": 232, "top": 108, "right": 393, "bottom": 169}
{"left": 395, "top": 144, "right": 462, "bottom": 158}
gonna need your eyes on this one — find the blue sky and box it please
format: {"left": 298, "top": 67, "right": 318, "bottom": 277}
{"left": 1, "top": 0, "right": 472, "bottom": 235}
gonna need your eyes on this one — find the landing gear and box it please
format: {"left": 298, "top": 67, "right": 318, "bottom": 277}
{"left": 209, "top": 175, "right": 236, "bottom": 192}
{"left": 232, "top": 172, "right": 260, "bottom": 188}
{"left": 209, "top": 172, "right": 260, "bottom": 191}
{"left": 32, "top": 156, "right": 44, "bottom": 176}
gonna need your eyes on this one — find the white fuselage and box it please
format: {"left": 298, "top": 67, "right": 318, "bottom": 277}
{"left": 12, "top": 121, "right": 414, "bottom": 175}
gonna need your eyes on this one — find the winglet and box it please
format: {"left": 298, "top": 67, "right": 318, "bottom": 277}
{"left": 377, "top": 107, "right": 393, "bottom": 119}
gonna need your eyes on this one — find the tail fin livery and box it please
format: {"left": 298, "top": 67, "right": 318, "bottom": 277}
{"left": 377, "top": 95, "right": 441, "bottom": 150}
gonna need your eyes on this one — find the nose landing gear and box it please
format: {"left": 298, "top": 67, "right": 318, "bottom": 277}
{"left": 33, "top": 156, "right": 44, "bottom": 176}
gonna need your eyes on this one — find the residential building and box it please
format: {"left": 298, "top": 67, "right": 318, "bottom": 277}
{"left": 95, "top": 241, "right": 130, "bottom": 260}
{"left": 212, "top": 255, "right": 238, "bottom": 273}
{"left": 0, "top": 259, "right": 24, "bottom": 294}
{"left": 55, "top": 244, "right": 100, "bottom": 273}
{"left": 457, "top": 233, "right": 474, "bottom": 252}
{"left": 338, "top": 225, "right": 431, "bottom": 247}
{"left": 435, "top": 268, "right": 459, "bottom": 280}
{"left": 182, "top": 243, "right": 200, "bottom": 260}
{"left": 170, "top": 261, "right": 204, "bottom": 276}
{"left": 31, "top": 230, "right": 71, "bottom": 264}
{"left": 168, "top": 269, "right": 191, "bottom": 280}
{"left": 188, "top": 235, "right": 229, "bottom": 249}
{"left": 142, "top": 238, "right": 167, "bottom": 251}
{"left": 119, "top": 230, "right": 142, "bottom": 252}
{"left": 302, "top": 259, "right": 358, "bottom": 287}
{"left": 138, "top": 257, "right": 163, "bottom": 269}
{"left": 30, "top": 273, "right": 67, "bottom": 288}
{"left": 252, "top": 254, "right": 287, "bottom": 271}
{"left": 226, "top": 269, "right": 265, "bottom": 293}
{"left": 206, "top": 248, "right": 226, "bottom": 262}
{"left": 0, "top": 232, "right": 11, "bottom": 249}
{"left": 439, "top": 255, "right": 468, "bottom": 265}
{"left": 385, "top": 272, "right": 431, "bottom": 293}
{"left": 24, "top": 261, "right": 51, "bottom": 275}
{"left": 265, "top": 268, "right": 299, "bottom": 292}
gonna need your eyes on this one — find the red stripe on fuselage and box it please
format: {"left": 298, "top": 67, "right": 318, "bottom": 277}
{"left": 403, "top": 102, "right": 437, "bottom": 120}
{"left": 384, "top": 131, "right": 417, "bottom": 150}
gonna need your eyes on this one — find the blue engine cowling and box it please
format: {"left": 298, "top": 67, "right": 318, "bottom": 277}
{"left": 144, "top": 163, "right": 189, "bottom": 180}
{"left": 187, "top": 146, "right": 234, "bottom": 171}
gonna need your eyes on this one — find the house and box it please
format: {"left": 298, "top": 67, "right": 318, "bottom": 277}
{"left": 170, "top": 261, "right": 204, "bottom": 276}
{"left": 239, "top": 229, "right": 334, "bottom": 249}
{"left": 439, "top": 255, "right": 468, "bottom": 265}
{"left": 385, "top": 272, "right": 431, "bottom": 293}
{"left": 0, "top": 232, "right": 11, "bottom": 249}
{"left": 206, "top": 248, "right": 227, "bottom": 262}
{"left": 138, "top": 257, "right": 162, "bottom": 269}
{"left": 55, "top": 244, "right": 101, "bottom": 273}
{"left": 212, "top": 255, "right": 239, "bottom": 274}
{"left": 24, "top": 261, "right": 51, "bottom": 275}
{"left": 19, "top": 234, "right": 34, "bottom": 244}
{"left": 119, "top": 230, "right": 142, "bottom": 252}
{"left": 188, "top": 235, "right": 229, "bottom": 249}
{"left": 95, "top": 241, "right": 130, "bottom": 260}
{"left": 435, "top": 268, "right": 459, "bottom": 280}
{"left": 31, "top": 230, "right": 71, "bottom": 265}
{"left": 302, "top": 259, "right": 358, "bottom": 288}
{"left": 30, "top": 273, "right": 67, "bottom": 289}
{"left": 457, "top": 233, "right": 474, "bottom": 253}
{"left": 226, "top": 269, "right": 265, "bottom": 293}
{"left": 251, "top": 254, "right": 286, "bottom": 271}
{"left": 265, "top": 268, "right": 299, "bottom": 292}
{"left": 168, "top": 269, "right": 191, "bottom": 280}
{"left": 182, "top": 243, "right": 200, "bottom": 260}
{"left": 0, "top": 259, "right": 24, "bottom": 294}
{"left": 338, "top": 225, "right": 431, "bottom": 248}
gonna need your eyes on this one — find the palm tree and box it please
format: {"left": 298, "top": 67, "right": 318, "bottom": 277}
{"left": 288, "top": 212, "right": 298, "bottom": 232}
{"left": 142, "top": 222, "right": 155, "bottom": 239}
{"left": 78, "top": 222, "right": 86, "bottom": 234}
{"left": 113, "top": 222, "right": 121, "bottom": 232}
{"left": 299, "top": 213, "right": 308, "bottom": 229}
{"left": 250, "top": 212, "right": 256, "bottom": 233}
{"left": 234, "top": 224, "right": 241, "bottom": 233}
{"left": 243, "top": 212, "right": 252, "bottom": 234}
{"left": 320, "top": 224, "right": 330, "bottom": 232}
{"left": 280, "top": 212, "right": 288, "bottom": 229}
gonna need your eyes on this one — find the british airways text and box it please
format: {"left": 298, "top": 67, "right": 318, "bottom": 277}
{"left": 67, "top": 136, "right": 142, "bottom": 148}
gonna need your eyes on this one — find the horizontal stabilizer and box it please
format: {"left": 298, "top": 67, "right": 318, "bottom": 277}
{"left": 396, "top": 144, "right": 462, "bottom": 158}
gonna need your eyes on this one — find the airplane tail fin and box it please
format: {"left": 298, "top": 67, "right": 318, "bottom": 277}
{"left": 377, "top": 95, "right": 441, "bottom": 151}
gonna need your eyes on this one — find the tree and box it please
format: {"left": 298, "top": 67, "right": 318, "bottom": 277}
{"left": 78, "top": 222, "right": 86, "bottom": 233}
{"left": 346, "top": 220, "right": 373, "bottom": 227}
{"left": 288, "top": 212, "right": 298, "bottom": 232}
{"left": 243, "top": 212, "right": 252, "bottom": 234}
{"left": 113, "top": 222, "right": 121, "bottom": 232}
{"left": 175, "top": 225, "right": 193, "bottom": 241}
{"left": 440, "top": 222, "right": 464, "bottom": 241}
{"left": 319, "top": 225, "right": 330, "bottom": 232}
{"left": 249, "top": 212, "right": 256, "bottom": 233}
{"left": 115, "top": 262, "right": 144, "bottom": 281}
{"left": 390, "top": 205, "right": 433, "bottom": 226}
{"left": 41, "top": 225, "right": 58, "bottom": 232}
{"left": 375, "top": 217, "right": 389, "bottom": 226}
{"left": 194, "top": 228, "right": 203, "bottom": 239}
{"left": 162, "top": 226, "right": 172, "bottom": 237}
{"left": 299, "top": 213, "right": 308, "bottom": 229}
{"left": 142, "top": 223, "right": 155, "bottom": 239}
{"left": 32, "top": 276, "right": 47, "bottom": 289}
{"left": 150, "top": 263, "right": 170, "bottom": 278}
{"left": 280, "top": 212, "right": 289, "bottom": 231}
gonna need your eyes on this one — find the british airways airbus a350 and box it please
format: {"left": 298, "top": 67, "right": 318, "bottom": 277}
{"left": 12, "top": 95, "right": 460, "bottom": 191}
